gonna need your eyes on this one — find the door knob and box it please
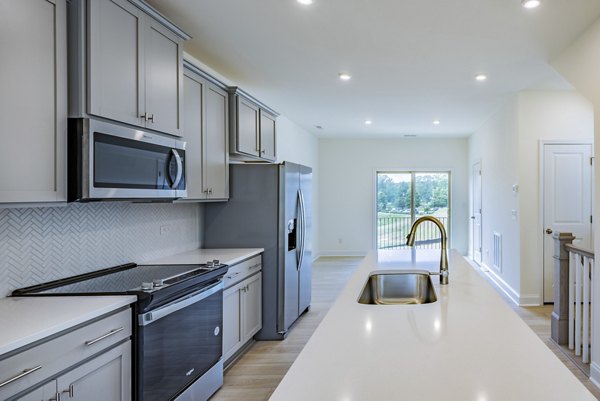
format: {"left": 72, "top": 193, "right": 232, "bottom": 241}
{"left": 546, "top": 228, "right": 553, "bottom": 234}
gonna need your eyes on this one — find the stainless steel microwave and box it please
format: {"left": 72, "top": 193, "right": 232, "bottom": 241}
{"left": 68, "top": 118, "right": 187, "bottom": 202}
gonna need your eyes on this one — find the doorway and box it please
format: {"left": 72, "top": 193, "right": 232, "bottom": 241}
{"left": 376, "top": 171, "right": 450, "bottom": 250}
{"left": 472, "top": 161, "right": 482, "bottom": 265}
{"left": 542, "top": 143, "right": 593, "bottom": 303}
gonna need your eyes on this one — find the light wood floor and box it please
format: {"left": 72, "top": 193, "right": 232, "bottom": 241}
{"left": 210, "top": 256, "right": 600, "bottom": 401}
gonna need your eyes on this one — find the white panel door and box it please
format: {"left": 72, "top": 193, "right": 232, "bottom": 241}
{"left": 543, "top": 144, "right": 593, "bottom": 303}
{"left": 472, "top": 161, "right": 482, "bottom": 265}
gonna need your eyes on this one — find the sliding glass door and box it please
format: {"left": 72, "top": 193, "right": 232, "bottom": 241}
{"left": 376, "top": 171, "right": 450, "bottom": 249}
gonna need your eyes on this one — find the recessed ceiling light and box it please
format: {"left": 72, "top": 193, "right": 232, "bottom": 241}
{"left": 404, "top": 134, "right": 417, "bottom": 138}
{"left": 315, "top": 125, "right": 323, "bottom": 130}
{"left": 475, "top": 74, "right": 487, "bottom": 81}
{"left": 433, "top": 120, "right": 441, "bottom": 125}
{"left": 338, "top": 72, "right": 352, "bottom": 81}
{"left": 364, "top": 120, "right": 373, "bottom": 125}
{"left": 521, "top": 0, "right": 541, "bottom": 9}
{"left": 297, "top": 0, "right": 313, "bottom": 4}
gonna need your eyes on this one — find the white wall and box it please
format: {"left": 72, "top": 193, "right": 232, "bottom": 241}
{"left": 517, "top": 91, "right": 593, "bottom": 302}
{"left": 552, "top": 17, "right": 600, "bottom": 387}
{"left": 468, "top": 91, "right": 594, "bottom": 304}
{"left": 469, "top": 97, "right": 521, "bottom": 295}
{"left": 319, "top": 138, "right": 469, "bottom": 256}
{"left": 276, "top": 116, "right": 320, "bottom": 258}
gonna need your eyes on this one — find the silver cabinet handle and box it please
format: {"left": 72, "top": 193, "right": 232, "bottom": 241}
{"left": 62, "top": 384, "right": 74, "bottom": 397}
{"left": 148, "top": 113, "right": 155, "bottom": 123}
{"left": 85, "top": 327, "right": 124, "bottom": 346}
{"left": 49, "top": 392, "right": 61, "bottom": 401}
{"left": 0, "top": 365, "right": 42, "bottom": 388}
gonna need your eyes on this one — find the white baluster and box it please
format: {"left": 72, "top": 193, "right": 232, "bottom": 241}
{"left": 576, "top": 253, "right": 582, "bottom": 356}
{"left": 583, "top": 256, "right": 590, "bottom": 363}
{"left": 569, "top": 251, "right": 575, "bottom": 350}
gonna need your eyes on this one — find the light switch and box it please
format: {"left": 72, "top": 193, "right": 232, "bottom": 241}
{"left": 511, "top": 209, "right": 517, "bottom": 220}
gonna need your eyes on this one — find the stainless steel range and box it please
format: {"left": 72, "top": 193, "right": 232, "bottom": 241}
{"left": 12, "top": 261, "right": 228, "bottom": 401}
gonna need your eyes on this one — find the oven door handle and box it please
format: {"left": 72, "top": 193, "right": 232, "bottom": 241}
{"left": 138, "top": 281, "right": 223, "bottom": 326}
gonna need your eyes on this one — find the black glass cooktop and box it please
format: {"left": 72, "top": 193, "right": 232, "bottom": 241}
{"left": 12, "top": 263, "right": 227, "bottom": 296}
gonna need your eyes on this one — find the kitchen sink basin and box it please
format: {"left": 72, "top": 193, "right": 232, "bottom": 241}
{"left": 357, "top": 270, "right": 437, "bottom": 305}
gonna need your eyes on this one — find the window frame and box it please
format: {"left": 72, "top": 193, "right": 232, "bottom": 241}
{"left": 373, "top": 169, "right": 452, "bottom": 251}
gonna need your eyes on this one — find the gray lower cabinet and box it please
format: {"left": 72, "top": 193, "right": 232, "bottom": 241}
{"left": 13, "top": 342, "right": 131, "bottom": 401}
{"left": 182, "top": 64, "right": 229, "bottom": 201}
{"left": 222, "top": 256, "right": 263, "bottom": 365}
{"left": 228, "top": 88, "right": 279, "bottom": 162}
{"left": 71, "top": 0, "right": 187, "bottom": 136}
{"left": 1, "top": 309, "right": 132, "bottom": 401}
{"left": 0, "top": 0, "right": 67, "bottom": 203}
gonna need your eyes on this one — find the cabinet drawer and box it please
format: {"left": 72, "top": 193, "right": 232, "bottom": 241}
{"left": 0, "top": 308, "right": 131, "bottom": 399}
{"left": 222, "top": 255, "right": 262, "bottom": 289}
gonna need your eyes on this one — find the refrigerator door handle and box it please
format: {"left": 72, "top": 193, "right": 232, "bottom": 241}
{"left": 298, "top": 189, "right": 306, "bottom": 271}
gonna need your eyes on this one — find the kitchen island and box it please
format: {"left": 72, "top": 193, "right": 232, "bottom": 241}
{"left": 270, "top": 249, "right": 596, "bottom": 401}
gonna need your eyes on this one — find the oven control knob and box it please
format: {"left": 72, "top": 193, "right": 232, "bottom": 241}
{"left": 214, "top": 326, "right": 220, "bottom": 336}
{"left": 152, "top": 279, "right": 164, "bottom": 287}
{"left": 206, "top": 261, "right": 214, "bottom": 268}
{"left": 141, "top": 282, "right": 154, "bottom": 291}
{"left": 213, "top": 259, "right": 220, "bottom": 266}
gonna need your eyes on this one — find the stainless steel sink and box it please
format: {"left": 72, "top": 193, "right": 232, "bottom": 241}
{"left": 357, "top": 270, "right": 437, "bottom": 305}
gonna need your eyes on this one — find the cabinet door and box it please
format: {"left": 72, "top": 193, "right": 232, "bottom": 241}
{"left": 235, "top": 97, "right": 260, "bottom": 156}
{"left": 144, "top": 18, "right": 183, "bottom": 136}
{"left": 0, "top": 0, "right": 67, "bottom": 203}
{"left": 88, "top": 0, "right": 143, "bottom": 128}
{"left": 182, "top": 71, "right": 205, "bottom": 199}
{"left": 259, "top": 111, "right": 277, "bottom": 162}
{"left": 56, "top": 341, "right": 132, "bottom": 401}
{"left": 223, "top": 284, "right": 243, "bottom": 362}
{"left": 13, "top": 381, "right": 57, "bottom": 401}
{"left": 242, "top": 273, "right": 262, "bottom": 341}
{"left": 205, "top": 83, "right": 229, "bottom": 199}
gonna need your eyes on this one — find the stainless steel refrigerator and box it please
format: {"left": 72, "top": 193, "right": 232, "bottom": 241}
{"left": 203, "top": 162, "right": 312, "bottom": 340}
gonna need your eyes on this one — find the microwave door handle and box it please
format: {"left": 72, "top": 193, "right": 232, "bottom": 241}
{"left": 171, "top": 149, "right": 183, "bottom": 189}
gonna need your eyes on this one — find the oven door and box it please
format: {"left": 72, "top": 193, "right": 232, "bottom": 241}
{"left": 68, "top": 118, "right": 187, "bottom": 201}
{"left": 137, "top": 281, "right": 223, "bottom": 401}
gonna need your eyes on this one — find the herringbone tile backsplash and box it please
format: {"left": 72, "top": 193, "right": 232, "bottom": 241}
{"left": 0, "top": 202, "right": 201, "bottom": 297}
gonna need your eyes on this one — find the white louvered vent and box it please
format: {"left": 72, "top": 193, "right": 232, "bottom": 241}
{"left": 493, "top": 232, "right": 502, "bottom": 272}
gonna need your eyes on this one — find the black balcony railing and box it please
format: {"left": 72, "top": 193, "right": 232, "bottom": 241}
{"left": 377, "top": 215, "right": 448, "bottom": 250}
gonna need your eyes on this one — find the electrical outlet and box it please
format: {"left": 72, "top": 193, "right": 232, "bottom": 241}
{"left": 160, "top": 225, "right": 173, "bottom": 236}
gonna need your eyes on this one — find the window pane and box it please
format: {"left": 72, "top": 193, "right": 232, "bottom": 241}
{"left": 414, "top": 173, "right": 449, "bottom": 249}
{"left": 376, "top": 173, "right": 412, "bottom": 249}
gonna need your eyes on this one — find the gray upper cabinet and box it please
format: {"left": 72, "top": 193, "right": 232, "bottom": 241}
{"left": 88, "top": 0, "right": 142, "bottom": 128}
{"left": 259, "top": 110, "right": 277, "bottom": 162}
{"left": 228, "top": 88, "right": 279, "bottom": 162}
{"left": 70, "top": 0, "right": 188, "bottom": 137}
{"left": 0, "top": 0, "right": 68, "bottom": 204}
{"left": 182, "top": 64, "right": 229, "bottom": 201}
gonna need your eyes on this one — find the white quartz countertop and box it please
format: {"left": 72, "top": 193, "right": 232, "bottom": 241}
{"left": 146, "top": 248, "right": 264, "bottom": 266}
{"left": 0, "top": 295, "right": 136, "bottom": 356}
{"left": 270, "top": 249, "right": 596, "bottom": 401}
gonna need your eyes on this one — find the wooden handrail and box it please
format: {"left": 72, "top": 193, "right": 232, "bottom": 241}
{"left": 565, "top": 243, "right": 594, "bottom": 259}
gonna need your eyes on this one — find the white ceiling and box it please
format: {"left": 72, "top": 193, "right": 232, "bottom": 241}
{"left": 147, "top": 0, "right": 600, "bottom": 138}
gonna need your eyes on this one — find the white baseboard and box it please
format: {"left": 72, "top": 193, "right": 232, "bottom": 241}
{"left": 590, "top": 362, "right": 600, "bottom": 390}
{"left": 479, "top": 262, "right": 521, "bottom": 306}
{"left": 318, "top": 250, "right": 368, "bottom": 258}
